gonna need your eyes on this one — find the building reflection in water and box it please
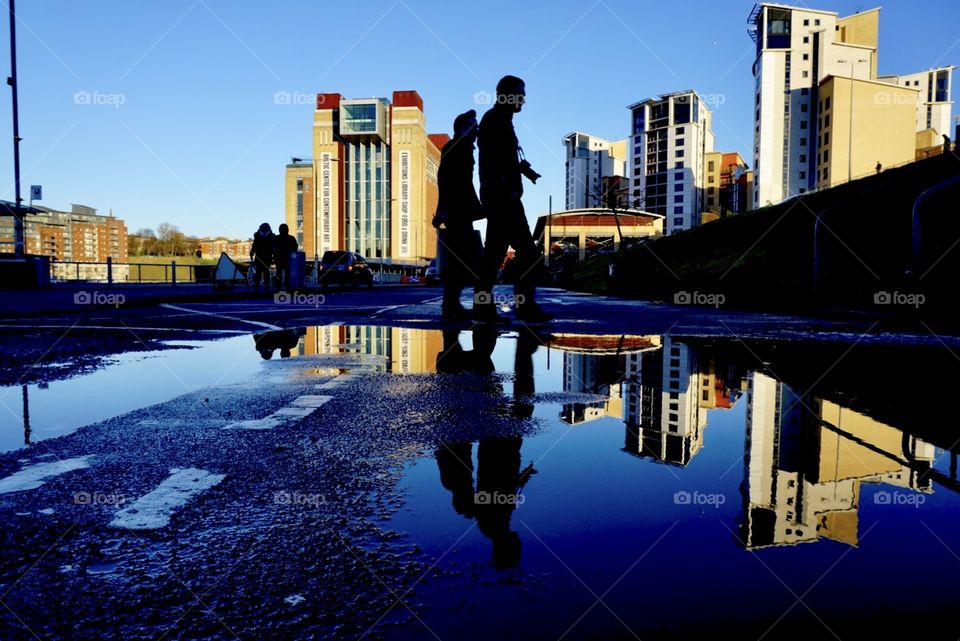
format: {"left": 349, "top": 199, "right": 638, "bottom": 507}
{"left": 264, "top": 324, "right": 952, "bottom": 553}
{"left": 741, "top": 372, "right": 934, "bottom": 549}
{"left": 620, "top": 336, "right": 744, "bottom": 466}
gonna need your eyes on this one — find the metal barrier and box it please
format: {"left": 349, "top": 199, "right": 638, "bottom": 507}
{"left": 48, "top": 258, "right": 215, "bottom": 284}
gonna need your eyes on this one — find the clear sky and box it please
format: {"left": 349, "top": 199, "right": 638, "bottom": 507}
{"left": 0, "top": 0, "right": 957, "bottom": 239}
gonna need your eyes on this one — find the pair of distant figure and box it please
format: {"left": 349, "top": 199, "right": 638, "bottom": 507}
{"left": 250, "top": 222, "right": 298, "bottom": 290}
{"left": 433, "top": 75, "right": 551, "bottom": 324}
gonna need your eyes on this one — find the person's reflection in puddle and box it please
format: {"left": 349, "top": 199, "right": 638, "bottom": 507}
{"left": 252, "top": 328, "right": 305, "bottom": 360}
{"left": 434, "top": 327, "right": 540, "bottom": 569}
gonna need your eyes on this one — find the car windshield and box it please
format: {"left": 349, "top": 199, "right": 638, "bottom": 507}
{"left": 321, "top": 251, "right": 349, "bottom": 265}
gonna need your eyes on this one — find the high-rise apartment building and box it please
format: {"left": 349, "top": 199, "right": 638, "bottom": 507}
{"left": 628, "top": 91, "right": 715, "bottom": 235}
{"left": 285, "top": 91, "right": 445, "bottom": 264}
{"left": 562, "top": 132, "right": 628, "bottom": 209}
{"left": 749, "top": 4, "right": 954, "bottom": 206}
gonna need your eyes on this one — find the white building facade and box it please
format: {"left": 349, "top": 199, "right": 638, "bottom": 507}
{"left": 562, "top": 132, "right": 628, "bottom": 210}
{"left": 749, "top": 3, "right": 954, "bottom": 207}
{"left": 628, "top": 91, "right": 715, "bottom": 235}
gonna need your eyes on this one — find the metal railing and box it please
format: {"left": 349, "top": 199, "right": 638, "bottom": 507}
{"left": 48, "top": 258, "right": 214, "bottom": 285}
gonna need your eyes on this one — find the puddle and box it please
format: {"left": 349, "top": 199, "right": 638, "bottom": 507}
{"left": 359, "top": 329, "right": 960, "bottom": 639}
{"left": 4, "top": 322, "right": 960, "bottom": 637}
{"left": 0, "top": 335, "right": 265, "bottom": 452}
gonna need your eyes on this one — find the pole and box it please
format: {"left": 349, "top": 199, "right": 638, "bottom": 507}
{"left": 546, "top": 194, "right": 552, "bottom": 266}
{"left": 8, "top": 0, "right": 24, "bottom": 258}
{"left": 847, "top": 67, "right": 854, "bottom": 184}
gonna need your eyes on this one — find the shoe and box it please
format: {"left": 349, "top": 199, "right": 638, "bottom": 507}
{"left": 472, "top": 306, "right": 511, "bottom": 325}
{"left": 514, "top": 304, "right": 553, "bottom": 324}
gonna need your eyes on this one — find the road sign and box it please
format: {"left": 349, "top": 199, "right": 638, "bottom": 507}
{"left": 30, "top": 185, "right": 41, "bottom": 201}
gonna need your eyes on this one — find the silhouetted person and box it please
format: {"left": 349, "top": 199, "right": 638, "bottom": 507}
{"left": 436, "top": 442, "right": 477, "bottom": 518}
{"left": 876, "top": 160, "right": 882, "bottom": 174}
{"left": 253, "top": 328, "right": 303, "bottom": 359}
{"left": 434, "top": 110, "right": 485, "bottom": 321}
{"left": 474, "top": 75, "right": 552, "bottom": 324}
{"left": 436, "top": 328, "right": 471, "bottom": 373}
{"left": 274, "top": 223, "right": 298, "bottom": 290}
{"left": 250, "top": 222, "right": 274, "bottom": 290}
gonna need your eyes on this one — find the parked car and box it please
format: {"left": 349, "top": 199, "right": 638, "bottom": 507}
{"left": 318, "top": 251, "right": 374, "bottom": 288}
{"left": 424, "top": 258, "right": 440, "bottom": 285}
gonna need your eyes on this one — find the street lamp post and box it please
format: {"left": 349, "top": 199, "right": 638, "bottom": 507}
{"left": 7, "top": 0, "right": 23, "bottom": 258}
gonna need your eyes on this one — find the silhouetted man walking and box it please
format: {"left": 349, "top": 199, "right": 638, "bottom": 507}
{"left": 434, "top": 110, "right": 484, "bottom": 321}
{"left": 474, "top": 75, "right": 552, "bottom": 324}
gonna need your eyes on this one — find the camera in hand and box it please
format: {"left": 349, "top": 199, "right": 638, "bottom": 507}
{"left": 519, "top": 159, "right": 541, "bottom": 184}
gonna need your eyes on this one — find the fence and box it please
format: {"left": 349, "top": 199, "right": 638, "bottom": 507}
{"left": 47, "top": 257, "right": 428, "bottom": 285}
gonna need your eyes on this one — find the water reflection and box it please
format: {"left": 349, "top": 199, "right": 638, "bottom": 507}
{"left": 254, "top": 324, "right": 959, "bottom": 555}
{"left": 434, "top": 327, "right": 540, "bottom": 568}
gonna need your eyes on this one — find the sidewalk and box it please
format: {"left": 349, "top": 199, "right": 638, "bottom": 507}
{"left": 0, "top": 282, "right": 409, "bottom": 316}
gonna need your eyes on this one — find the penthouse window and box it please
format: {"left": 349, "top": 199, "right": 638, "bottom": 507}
{"left": 766, "top": 8, "right": 792, "bottom": 49}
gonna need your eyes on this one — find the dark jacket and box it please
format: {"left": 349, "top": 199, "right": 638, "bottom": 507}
{"left": 274, "top": 233, "right": 298, "bottom": 265}
{"left": 437, "top": 137, "right": 483, "bottom": 229}
{"left": 251, "top": 230, "right": 275, "bottom": 264}
{"left": 478, "top": 104, "right": 522, "bottom": 205}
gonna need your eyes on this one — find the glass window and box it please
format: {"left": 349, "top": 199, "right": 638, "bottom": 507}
{"left": 673, "top": 98, "right": 691, "bottom": 125}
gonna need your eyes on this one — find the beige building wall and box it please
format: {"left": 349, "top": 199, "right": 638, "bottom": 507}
{"left": 284, "top": 164, "right": 314, "bottom": 256}
{"left": 835, "top": 9, "right": 880, "bottom": 78}
{"left": 312, "top": 106, "right": 343, "bottom": 258}
{"left": 390, "top": 105, "right": 439, "bottom": 262}
{"left": 704, "top": 151, "right": 723, "bottom": 212}
{"left": 816, "top": 76, "right": 918, "bottom": 188}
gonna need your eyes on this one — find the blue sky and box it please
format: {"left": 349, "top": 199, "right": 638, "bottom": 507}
{"left": 0, "top": 0, "right": 957, "bottom": 239}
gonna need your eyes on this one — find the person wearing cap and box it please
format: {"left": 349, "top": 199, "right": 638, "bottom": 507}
{"left": 250, "top": 222, "right": 275, "bottom": 290}
{"left": 434, "top": 109, "right": 484, "bottom": 321}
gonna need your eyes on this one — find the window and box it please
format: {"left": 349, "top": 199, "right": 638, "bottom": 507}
{"left": 802, "top": 70, "right": 809, "bottom": 78}
{"left": 673, "top": 217, "right": 684, "bottom": 226}
{"left": 801, "top": 87, "right": 809, "bottom": 95}
{"left": 676, "top": 138, "right": 685, "bottom": 146}
{"left": 676, "top": 127, "right": 685, "bottom": 134}
{"left": 814, "top": 18, "right": 820, "bottom": 25}
{"left": 674, "top": 183, "right": 684, "bottom": 192}
{"left": 675, "top": 150, "right": 684, "bottom": 157}
{"left": 823, "top": 132, "right": 829, "bottom": 144}
{"left": 803, "top": 35, "right": 809, "bottom": 43}
{"left": 825, "top": 96, "right": 831, "bottom": 110}
{"left": 674, "top": 206, "right": 683, "bottom": 214}
{"left": 799, "top": 154, "right": 806, "bottom": 162}
{"left": 803, "top": 18, "right": 809, "bottom": 26}
{"left": 800, "top": 137, "right": 807, "bottom": 146}
{"left": 822, "top": 149, "right": 829, "bottom": 162}
{"left": 708, "top": 161, "right": 715, "bottom": 171}
{"left": 675, "top": 161, "right": 684, "bottom": 169}
{"left": 674, "top": 195, "right": 683, "bottom": 203}
{"left": 708, "top": 187, "right": 715, "bottom": 195}
{"left": 824, "top": 114, "right": 830, "bottom": 127}
{"left": 803, "top": 53, "right": 809, "bottom": 60}
{"left": 801, "top": 103, "right": 808, "bottom": 112}
{"left": 674, "top": 172, "right": 684, "bottom": 181}
{"left": 800, "top": 120, "right": 808, "bottom": 129}
{"left": 799, "top": 171, "right": 806, "bottom": 179}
